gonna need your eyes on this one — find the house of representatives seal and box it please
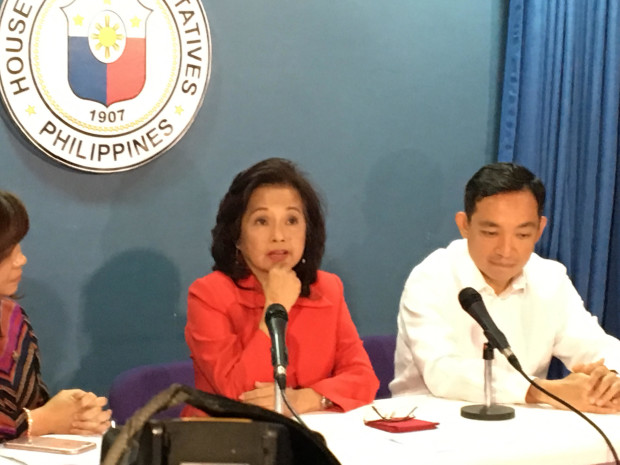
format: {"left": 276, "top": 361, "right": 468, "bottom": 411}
{"left": 0, "top": 0, "right": 211, "bottom": 172}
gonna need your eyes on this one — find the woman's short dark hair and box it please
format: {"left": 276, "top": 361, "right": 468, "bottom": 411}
{"left": 0, "top": 190, "right": 29, "bottom": 261}
{"left": 211, "top": 158, "right": 326, "bottom": 297}
{"left": 464, "top": 162, "right": 546, "bottom": 219}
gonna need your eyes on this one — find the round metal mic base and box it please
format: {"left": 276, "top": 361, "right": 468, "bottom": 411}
{"left": 460, "top": 404, "right": 515, "bottom": 421}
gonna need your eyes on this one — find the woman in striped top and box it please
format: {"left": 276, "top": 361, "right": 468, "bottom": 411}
{"left": 0, "top": 190, "right": 111, "bottom": 439}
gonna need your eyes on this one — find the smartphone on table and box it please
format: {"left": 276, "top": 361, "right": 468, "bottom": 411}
{"left": 3, "top": 436, "right": 96, "bottom": 454}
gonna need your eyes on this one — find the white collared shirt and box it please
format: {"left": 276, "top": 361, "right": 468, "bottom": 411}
{"left": 390, "top": 239, "right": 620, "bottom": 403}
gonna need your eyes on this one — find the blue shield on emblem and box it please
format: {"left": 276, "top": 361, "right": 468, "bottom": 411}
{"left": 62, "top": 0, "right": 151, "bottom": 106}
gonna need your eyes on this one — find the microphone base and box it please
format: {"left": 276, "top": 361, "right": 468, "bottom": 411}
{"left": 460, "top": 404, "right": 515, "bottom": 421}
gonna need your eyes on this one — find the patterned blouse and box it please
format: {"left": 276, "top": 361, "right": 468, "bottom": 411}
{"left": 0, "top": 298, "right": 49, "bottom": 439}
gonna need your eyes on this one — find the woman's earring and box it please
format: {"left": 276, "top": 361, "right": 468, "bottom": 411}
{"left": 301, "top": 257, "right": 306, "bottom": 264}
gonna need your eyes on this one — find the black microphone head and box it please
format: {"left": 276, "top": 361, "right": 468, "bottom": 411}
{"left": 265, "top": 303, "right": 288, "bottom": 324}
{"left": 458, "top": 287, "right": 482, "bottom": 311}
{"left": 458, "top": 286, "right": 512, "bottom": 354}
{"left": 264, "top": 304, "right": 289, "bottom": 389}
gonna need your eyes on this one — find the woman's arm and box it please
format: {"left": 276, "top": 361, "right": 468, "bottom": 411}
{"left": 308, "top": 277, "right": 379, "bottom": 412}
{"left": 185, "top": 277, "right": 274, "bottom": 400}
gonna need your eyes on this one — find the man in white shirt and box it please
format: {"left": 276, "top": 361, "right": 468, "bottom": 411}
{"left": 390, "top": 162, "right": 620, "bottom": 413}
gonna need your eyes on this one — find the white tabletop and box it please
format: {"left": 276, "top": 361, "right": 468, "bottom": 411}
{"left": 1, "top": 397, "right": 618, "bottom": 465}
{"left": 301, "top": 395, "right": 620, "bottom": 465}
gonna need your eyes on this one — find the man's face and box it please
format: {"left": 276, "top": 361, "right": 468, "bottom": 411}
{"left": 455, "top": 189, "right": 547, "bottom": 295}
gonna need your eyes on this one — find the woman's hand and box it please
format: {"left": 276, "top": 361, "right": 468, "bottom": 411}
{"left": 261, "top": 265, "right": 301, "bottom": 311}
{"left": 30, "top": 389, "right": 112, "bottom": 436}
{"left": 70, "top": 390, "right": 112, "bottom": 435}
{"left": 257, "top": 265, "right": 301, "bottom": 334}
{"left": 239, "top": 381, "right": 323, "bottom": 415}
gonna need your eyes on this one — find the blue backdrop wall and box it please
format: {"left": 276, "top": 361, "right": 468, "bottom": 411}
{"left": 0, "top": 0, "right": 507, "bottom": 395}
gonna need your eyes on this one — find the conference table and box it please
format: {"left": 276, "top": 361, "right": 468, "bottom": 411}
{"left": 0, "top": 395, "right": 618, "bottom": 464}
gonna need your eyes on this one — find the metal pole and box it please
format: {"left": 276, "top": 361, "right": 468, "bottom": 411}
{"left": 483, "top": 343, "right": 494, "bottom": 408}
{"left": 274, "top": 383, "right": 283, "bottom": 414}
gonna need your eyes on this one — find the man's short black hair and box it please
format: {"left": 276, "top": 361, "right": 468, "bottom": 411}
{"left": 464, "top": 162, "right": 546, "bottom": 219}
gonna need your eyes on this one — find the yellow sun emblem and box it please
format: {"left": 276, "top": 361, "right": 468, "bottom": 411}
{"left": 91, "top": 15, "right": 124, "bottom": 60}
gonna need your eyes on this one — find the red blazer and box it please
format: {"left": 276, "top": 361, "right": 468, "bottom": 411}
{"left": 183, "top": 270, "right": 378, "bottom": 415}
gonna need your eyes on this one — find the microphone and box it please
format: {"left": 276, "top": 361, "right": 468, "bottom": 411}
{"left": 265, "top": 303, "right": 289, "bottom": 390}
{"left": 458, "top": 287, "right": 521, "bottom": 370}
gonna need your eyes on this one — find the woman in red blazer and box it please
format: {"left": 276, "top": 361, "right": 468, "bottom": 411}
{"left": 184, "top": 158, "right": 378, "bottom": 416}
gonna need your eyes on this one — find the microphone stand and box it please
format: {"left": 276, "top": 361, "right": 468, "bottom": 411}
{"left": 461, "top": 343, "right": 515, "bottom": 421}
{"left": 264, "top": 304, "right": 308, "bottom": 427}
{"left": 272, "top": 378, "right": 309, "bottom": 428}
{"left": 274, "top": 383, "right": 284, "bottom": 414}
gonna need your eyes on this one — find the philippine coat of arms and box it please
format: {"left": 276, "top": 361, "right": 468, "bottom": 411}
{"left": 0, "top": 0, "right": 211, "bottom": 172}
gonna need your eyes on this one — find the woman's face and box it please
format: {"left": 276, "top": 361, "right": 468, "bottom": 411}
{"left": 0, "top": 244, "right": 27, "bottom": 297}
{"left": 238, "top": 185, "right": 307, "bottom": 282}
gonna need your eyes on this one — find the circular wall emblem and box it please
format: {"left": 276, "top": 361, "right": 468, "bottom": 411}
{"left": 0, "top": 0, "right": 211, "bottom": 173}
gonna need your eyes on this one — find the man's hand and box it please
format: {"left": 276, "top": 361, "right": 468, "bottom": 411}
{"left": 572, "top": 359, "right": 620, "bottom": 407}
{"left": 526, "top": 373, "right": 620, "bottom": 413}
{"left": 571, "top": 358, "right": 605, "bottom": 375}
{"left": 239, "top": 382, "right": 322, "bottom": 415}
